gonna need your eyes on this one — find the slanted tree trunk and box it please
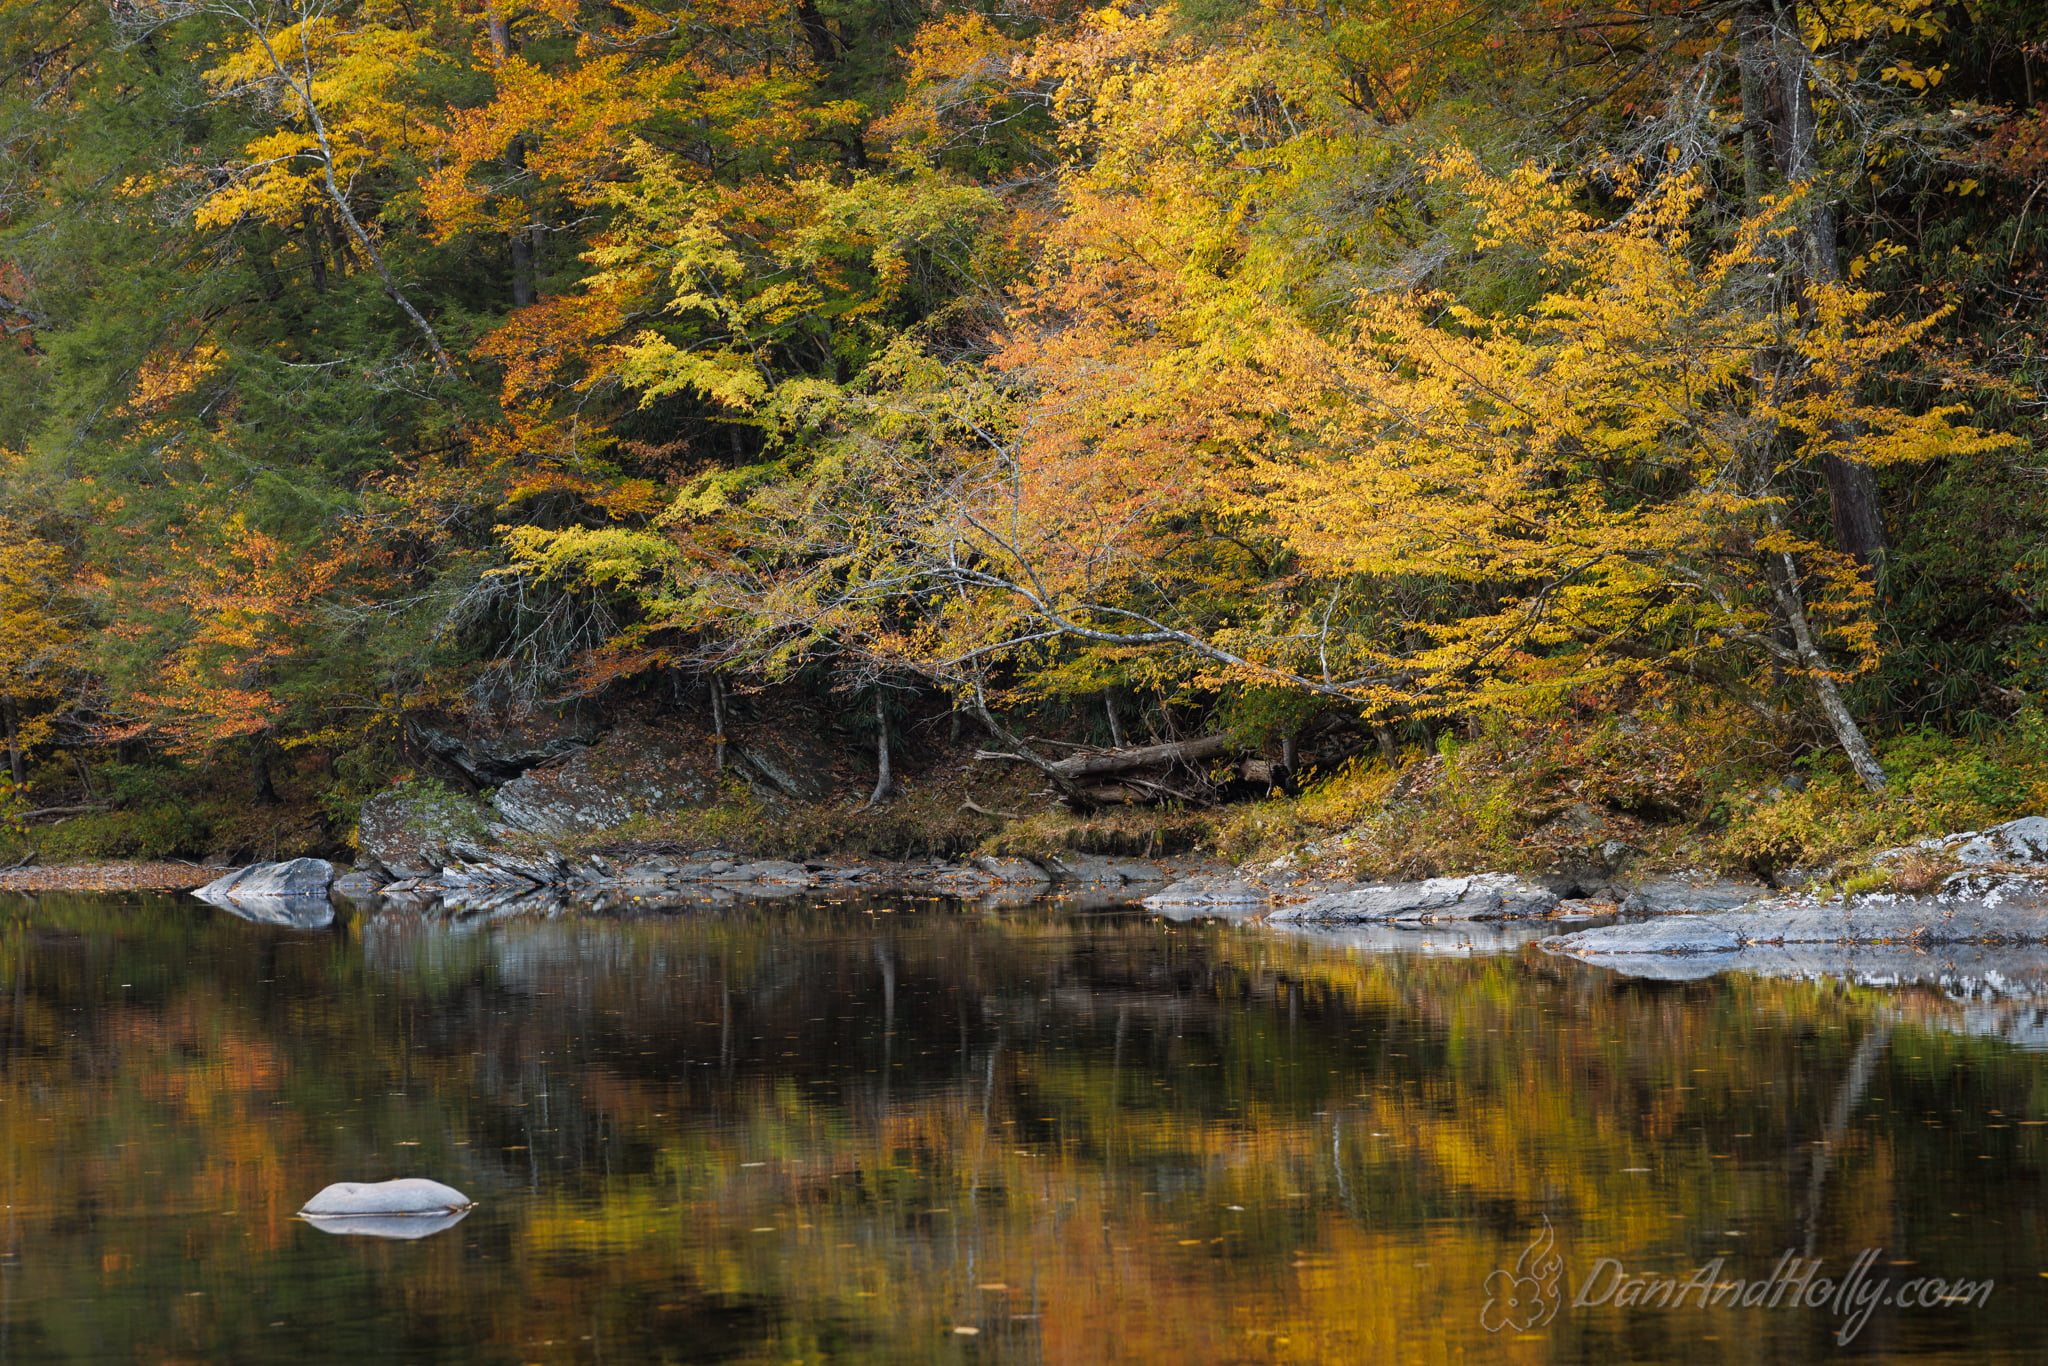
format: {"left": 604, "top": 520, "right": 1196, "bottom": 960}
{"left": 973, "top": 732, "right": 1232, "bottom": 779}
{"left": 1768, "top": 541, "right": 1888, "bottom": 790}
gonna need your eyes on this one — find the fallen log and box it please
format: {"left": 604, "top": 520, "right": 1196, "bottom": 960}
{"left": 976, "top": 733, "right": 1232, "bottom": 779}
{"left": 19, "top": 804, "right": 112, "bottom": 822}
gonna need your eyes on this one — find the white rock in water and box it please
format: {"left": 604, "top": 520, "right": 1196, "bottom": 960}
{"left": 300, "top": 1178, "right": 473, "bottom": 1217}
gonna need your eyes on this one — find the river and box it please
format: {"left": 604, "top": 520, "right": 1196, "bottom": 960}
{"left": 0, "top": 889, "right": 2042, "bottom": 1363}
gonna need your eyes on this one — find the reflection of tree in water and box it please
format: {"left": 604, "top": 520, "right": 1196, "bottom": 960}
{"left": 0, "top": 893, "right": 2045, "bottom": 1362}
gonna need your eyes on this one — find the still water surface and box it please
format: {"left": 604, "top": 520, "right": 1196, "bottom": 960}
{"left": 2, "top": 891, "right": 2045, "bottom": 1364}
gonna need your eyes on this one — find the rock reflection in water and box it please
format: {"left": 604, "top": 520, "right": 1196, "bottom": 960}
{"left": 3, "top": 887, "right": 2048, "bottom": 1365}
{"left": 300, "top": 1209, "right": 473, "bottom": 1241}
{"left": 206, "top": 892, "right": 338, "bottom": 929}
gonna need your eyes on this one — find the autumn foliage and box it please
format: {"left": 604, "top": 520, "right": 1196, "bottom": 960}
{"left": 0, "top": 0, "right": 2045, "bottom": 825}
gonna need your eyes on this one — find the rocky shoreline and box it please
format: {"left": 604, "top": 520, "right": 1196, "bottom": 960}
{"left": 34, "top": 811, "right": 2048, "bottom": 991}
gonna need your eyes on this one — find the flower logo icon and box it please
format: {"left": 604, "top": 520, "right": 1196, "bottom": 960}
{"left": 1481, "top": 1216, "right": 1564, "bottom": 1332}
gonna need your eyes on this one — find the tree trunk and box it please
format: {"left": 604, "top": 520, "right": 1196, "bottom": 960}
{"left": 862, "top": 690, "right": 896, "bottom": 809}
{"left": 1752, "top": 0, "right": 1886, "bottom": 571}
{"left": 486, "top": 15, "right": 538, "bottom": 309}
{"left": 708, "top": 673, "right": 727, "bottom": 774}
{"left": 964, "top": 687, "right": 1098, "bottom": 808}
{"left": 1769, "top": 544, "right": 1888, "bottom": 790}
{"left": 794, "top": 0, "right": 837, "bottom": 68}
{"left": 1, "top": 698, "right": 22, "bottom": 785}
{"left": 976, "top": 732, "right": 1231, "bottom": 778}
{"left": 1736, "top": 3, "right": 1774, "bottom": 211}
{"left": 302, "top": 206, "right": 327, "bottom": 293}
{"left": 251, "top": 734, "right": 279, "bottom": 806}
{"left": 510, "top": 226, "right": 535, "bottom": 309}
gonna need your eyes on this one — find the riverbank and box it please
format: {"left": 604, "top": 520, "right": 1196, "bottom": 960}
{"left": 0, "top": 861, "right": 219, "bottom": 892}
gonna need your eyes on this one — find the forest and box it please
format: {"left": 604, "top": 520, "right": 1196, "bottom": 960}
{"left": 2, "top": 0, "right": 2047, "bottom": 876}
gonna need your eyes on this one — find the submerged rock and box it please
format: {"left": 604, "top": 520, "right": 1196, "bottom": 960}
{"left": 301, "top": 1178, "right": 474, "bottom": 1217}
{"left": 1270, "top": 873, "right": 1558, "bottom": 923}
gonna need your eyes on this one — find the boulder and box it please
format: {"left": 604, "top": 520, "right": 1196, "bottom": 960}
{"left": 492, "top": 723, "right": 714, "bottom": 835}
{"left": 301, "top": 1178, "right": 474, "bottom": 1217}
{"left": 357, "top": 782, "right": 494, "bottom": 875}
{"left": 1270, "top": 873, "right": 1558, "bottom": 923}
{"left": 195, "top": 858, "right": 337, "bottom": 904}
{"left": 1617, "top": 877, "right": 1767, "bottom": 915}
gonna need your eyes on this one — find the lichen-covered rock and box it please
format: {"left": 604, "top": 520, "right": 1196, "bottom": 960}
{"left": 1271, "top": 873, "right": 1558, "bottom": 923}
{"left": 301, "top": 1178, "right": 473, "bottom": 1216}
{"left": 1878, "top": 815, "right": 2048, "bottom": 869}
{"left": 357, "top": 781, "right": 493, "bottom": 875}
{"left": 492, "top": 724, "right": 714, "bottom": 835}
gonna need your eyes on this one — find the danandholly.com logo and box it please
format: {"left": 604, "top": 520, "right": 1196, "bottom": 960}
{"left": 1481, "top": 1219, "right": 1995, "bottom": 1345}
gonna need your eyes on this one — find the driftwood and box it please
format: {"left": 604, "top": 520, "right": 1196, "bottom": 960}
{"left": 19, "top": 804, "right": 111, "bottom": 822}
{"left": 976, "top": 733, "right": 1231, "bottom": 779}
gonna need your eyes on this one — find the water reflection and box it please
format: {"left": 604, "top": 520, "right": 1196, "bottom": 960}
{"left": 1, "top": 889, "right": 2046, "bottom": 1363}
{"left": 300, "top": 1210, "right": 473, "bottom": 1241}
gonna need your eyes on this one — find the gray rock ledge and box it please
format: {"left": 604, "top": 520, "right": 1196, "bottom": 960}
{"left": 1545, "top": 899, "right": 2048, "bottom": 957}
{"left": 1270, "top": 873, "right": 1558, "bottom": 923}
